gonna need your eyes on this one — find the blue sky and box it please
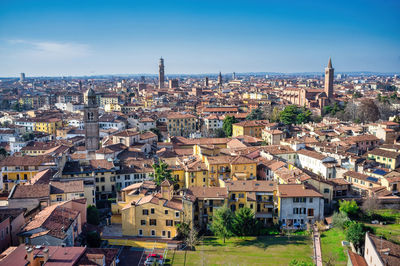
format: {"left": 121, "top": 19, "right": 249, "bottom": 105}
{"left": 0, "top": 0, "right": 399, "bottom": 76}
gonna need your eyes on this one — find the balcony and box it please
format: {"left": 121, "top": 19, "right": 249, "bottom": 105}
{"left": 255, "top": 212, "right": 273, "bottom": 219}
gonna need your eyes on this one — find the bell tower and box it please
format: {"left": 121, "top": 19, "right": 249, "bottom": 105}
{"left": 324, "top": 57, "right": 334, "bottom": 99}
{"left": 84, "top": 87, "right": 99, "bottom": 159}
{"left": 159, "top": 57, "right": 165, "bottom": 89}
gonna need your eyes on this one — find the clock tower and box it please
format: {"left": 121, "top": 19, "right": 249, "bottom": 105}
{"left": 84, "top": 87, "right": 99, "bottom": 159}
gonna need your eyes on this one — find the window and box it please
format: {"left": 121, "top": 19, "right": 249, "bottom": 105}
{"left": 100, "top": 177, "right": 105, "bottom": 182}
{"left": 138, "top": 229, "right": 143, "bottom": 236}
{"left": 309, "top": 198, "right": 313, "bottom": 203}
{"left": 323, "top": 188, "right": 330, "bottom": 193}
{"left": 143, "top": 209, "right": 149, "bottom": 215}
{"left": 101, "top": 186, "right": 105, "bottom": 191}
{"left": 151, "top": 208, "right": 155, "bottom": 214}
{"left": 239, "top": 193, "right": 244, "bottom": 198}
{"left": 175, "top": 212, "right": 180, "bottom": 218}
{"left": 151, "top": 230, "right": 155, "bottom": 236}
{"left": 125, "top": 175, "right": 130, "bottom": 180}
{"left": 150, "top": 219, "right": 157, "bottom": 226}
{"left": 166, "top": 220, "right": 173, "bottom": 226}
{"left": 165, "top": 210, "right": 168, "bottom": 215}
{"left": 56, "top": 195, "right": 62, "bottom": 202}
{"left": 141, "top": 220, "right": 146, "bottom": 225}
{"left": 162, "top": 231, "right": 166, "bottom": 237}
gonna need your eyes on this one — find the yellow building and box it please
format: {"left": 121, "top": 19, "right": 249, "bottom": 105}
{"left": 34, "top": 118, "right": 63, "bottom": 135}
{"left": 224, "top": 180, "right": 278, "bottom": 226}
{"left": 367, "top": 148, "right": 400, "bottom": 170}
{"left": 0, "top": 155, "right": 56, "bottom": 192}
{"left": 232, "top": 120, "right": 270, "bottom": 138}
{"left": 185, "top": 186, "right": 228, "bottom": 228}
{"left": 49, "top": 180, "right": 85, "bottom": 204}
{"left": 104, "top": 103, "right": 122, "bottom": 113}
{"left": 111, "top": 181, "right": 158, "bottom": 224}
{"left": 61, "top": 159, "right": 117, "bottom": 202}
{"left": 167, "top": 113, "right": 197, "bottom": 137}
{"left": 119, "top": 180, "right": 189, "bottom": 239}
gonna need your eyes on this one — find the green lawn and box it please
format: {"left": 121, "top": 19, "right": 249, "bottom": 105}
{"left": 167, "top": 235, "right": 313, "bottom": 266}
{"left": 320, "top": 228, "right": 348, "bottom": 265}
{"left": 366, "top": 223, "right": 400, "bottom": 244}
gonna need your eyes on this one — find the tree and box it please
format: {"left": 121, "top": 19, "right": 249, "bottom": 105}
{"left": 87, "top": 231, "right": 101, "bottom": 247}
{"left": 222, "top": 116, "right": 237, "bottom": 137}
{"left": 361, "top": 196, "right": 381, "bottom": 217}
{"left": 270, "top": 107, "right": 281, "bottom": 122}
{"left": 279, "top": 105, "right": 299, "bottom": 125}
{"left": 149, "top": 159, "right": 175, "bottom": 186}
{"left": 215, "top": 128, "right": 226, "bottom": 138}
{"left": 150, "top": 127, "right": 162, "bottom": 142}
{"left": 11, "top": 102, "right": 22, "bottom": 112}
{"left": 332, "top": 211, "right": 350, "bottom": 229}
{"left": 87, "top": 205, "right": 100, "bottom": 225}
{"left": 22, "top": 132, "right": 35, "bottom": 141}
{"left": 339, "top": 200, "right": 359, "bottom": 218}
{"left": 232, "top": 207, "right": 259, "bottom": 236}
{"left": 279, "top": 105, "right": 312, "bottom": 125}
{"left": 246, "top": 108, "right": 265, "bottom": 121}
{"left": 0, "top": 147, "right": 8, "bottom": 159}
{"left": 296, "top": 108, "right": 312, "bottom": 124}
{"left": 184, "top": 226, "right": 201, "bottom": 250}
{"left": 210, "top": 205, "right": 234, "bottom": 243}
{"left": 346, "top": 222, "right": 366, "bottom": 251}
{"left": 358, "top": 99, "right": 380, "bottom": 122}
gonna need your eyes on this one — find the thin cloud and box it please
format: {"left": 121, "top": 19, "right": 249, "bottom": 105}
{"left": 8, "top": 39, "right": 92, "bottom": 58}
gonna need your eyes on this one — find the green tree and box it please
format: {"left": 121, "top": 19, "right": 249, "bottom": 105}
{"left": 346, "top": 222, "right": 366, "bottom": 251}
{"left": 12, "top": 102, "right": 22, "bottom": 112}
{"left": 0, "top": 147, "right": 8, "bottom": 159}
{"left": 149, "top": 159, "right": 175, "bottom": 186}
{"left": 222, "top": 116, "right": 237, "bottom": 137}
{"left": 296, "top": 108, "right": 312, "bottom": 124}
{"left": 86, "top": 231, "right": 102, "bottom": 247}
{"left": 339, "top": 200, "right": 359, "bottom": 217}
{"left": 246, "top": 107, "right": 265, "bottom": 121}
{"left": 279, "top": 105, "right": 299, "bottom": 125}
{"left": 332, "top": 211, "right": 350, "bottom": 229}
{"left": 210, "top": 205, "right": 234, "bottom": 243}
{"left": 87, "top": 205, "right": 100, "bottom": 225}
{"left": 150, "top": 127, "right": 162, "bottom": 142}
{"left": 232, "top": 207, "right": 259, "bottom": 236}
{"left": 215, "top": 128, "right": 226, "bottom": 138}
{"left": 22, "top": 132, "right": 35, "bottom": 141}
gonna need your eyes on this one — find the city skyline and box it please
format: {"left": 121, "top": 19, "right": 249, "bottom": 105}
{"left": 1, "top": 0, "right": 400, "bottom": 76}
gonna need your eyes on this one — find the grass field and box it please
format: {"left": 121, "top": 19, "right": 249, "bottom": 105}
{"left": 363, "top": 209, "right": 400, "bottom": 244}
{"left": 320, "top": 228, "right": 348, "bottom": 265}
{"left": 167, "top": 235, "right": 313, "bottom": 266}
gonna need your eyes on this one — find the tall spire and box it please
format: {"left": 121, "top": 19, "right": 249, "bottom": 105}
{"left": 328, "top": 57, "right": 332, "bottom": 68}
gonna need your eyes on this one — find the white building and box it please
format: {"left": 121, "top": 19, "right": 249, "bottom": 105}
{"left": 296, "top": 149, "right": 336, "bottom": 179}
{"left": 277, "top": 184, "right": 324, "bottom": 229}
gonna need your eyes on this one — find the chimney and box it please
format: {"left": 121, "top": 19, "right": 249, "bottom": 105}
{"left": 26, "top": 247, "right": 34, "bottom": 264}
{"left": 43, "top": 248, "right": 49, "bottom": 263}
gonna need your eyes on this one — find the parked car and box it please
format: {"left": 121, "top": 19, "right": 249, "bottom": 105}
{"left": 144, "top": 254, "right": 163, "bottom": 265}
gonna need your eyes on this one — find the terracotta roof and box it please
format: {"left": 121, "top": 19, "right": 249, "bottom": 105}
{"left": 225, "top": 180, "right": 276, "bottom": 192}
{"left": 368, "top": 148, "right": 400, "bottom": 159}
{"left": 367, "top": 232, "right": 400, "bottom": 266}
{"left": 278, "top": 184, "right": 323, "bottom": 198}
{"left": 0, "top": 155, "right": 54, "bottom": 167}
{"left": 187, "top": 187, "right": 228, "bottom": 199}
{"left": 50, "top": 180, "right": 84, "bottom": 194}
{"left": 10, "top": 184, "right": 49, "bottom": 199}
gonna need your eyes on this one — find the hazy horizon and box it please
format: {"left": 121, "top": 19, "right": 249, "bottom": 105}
{"left": 1, "top": 0, "right": 399, "bottom": 76}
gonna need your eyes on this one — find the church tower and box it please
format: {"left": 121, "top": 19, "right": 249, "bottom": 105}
{"left": 84, "top": 87, "right": 99, "bottom": 158}
{"left": 159, "top": 57, "right": 165, "bottom": 89}
{"left": 324, "top": 57, "right": 334, "bottom": 99}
